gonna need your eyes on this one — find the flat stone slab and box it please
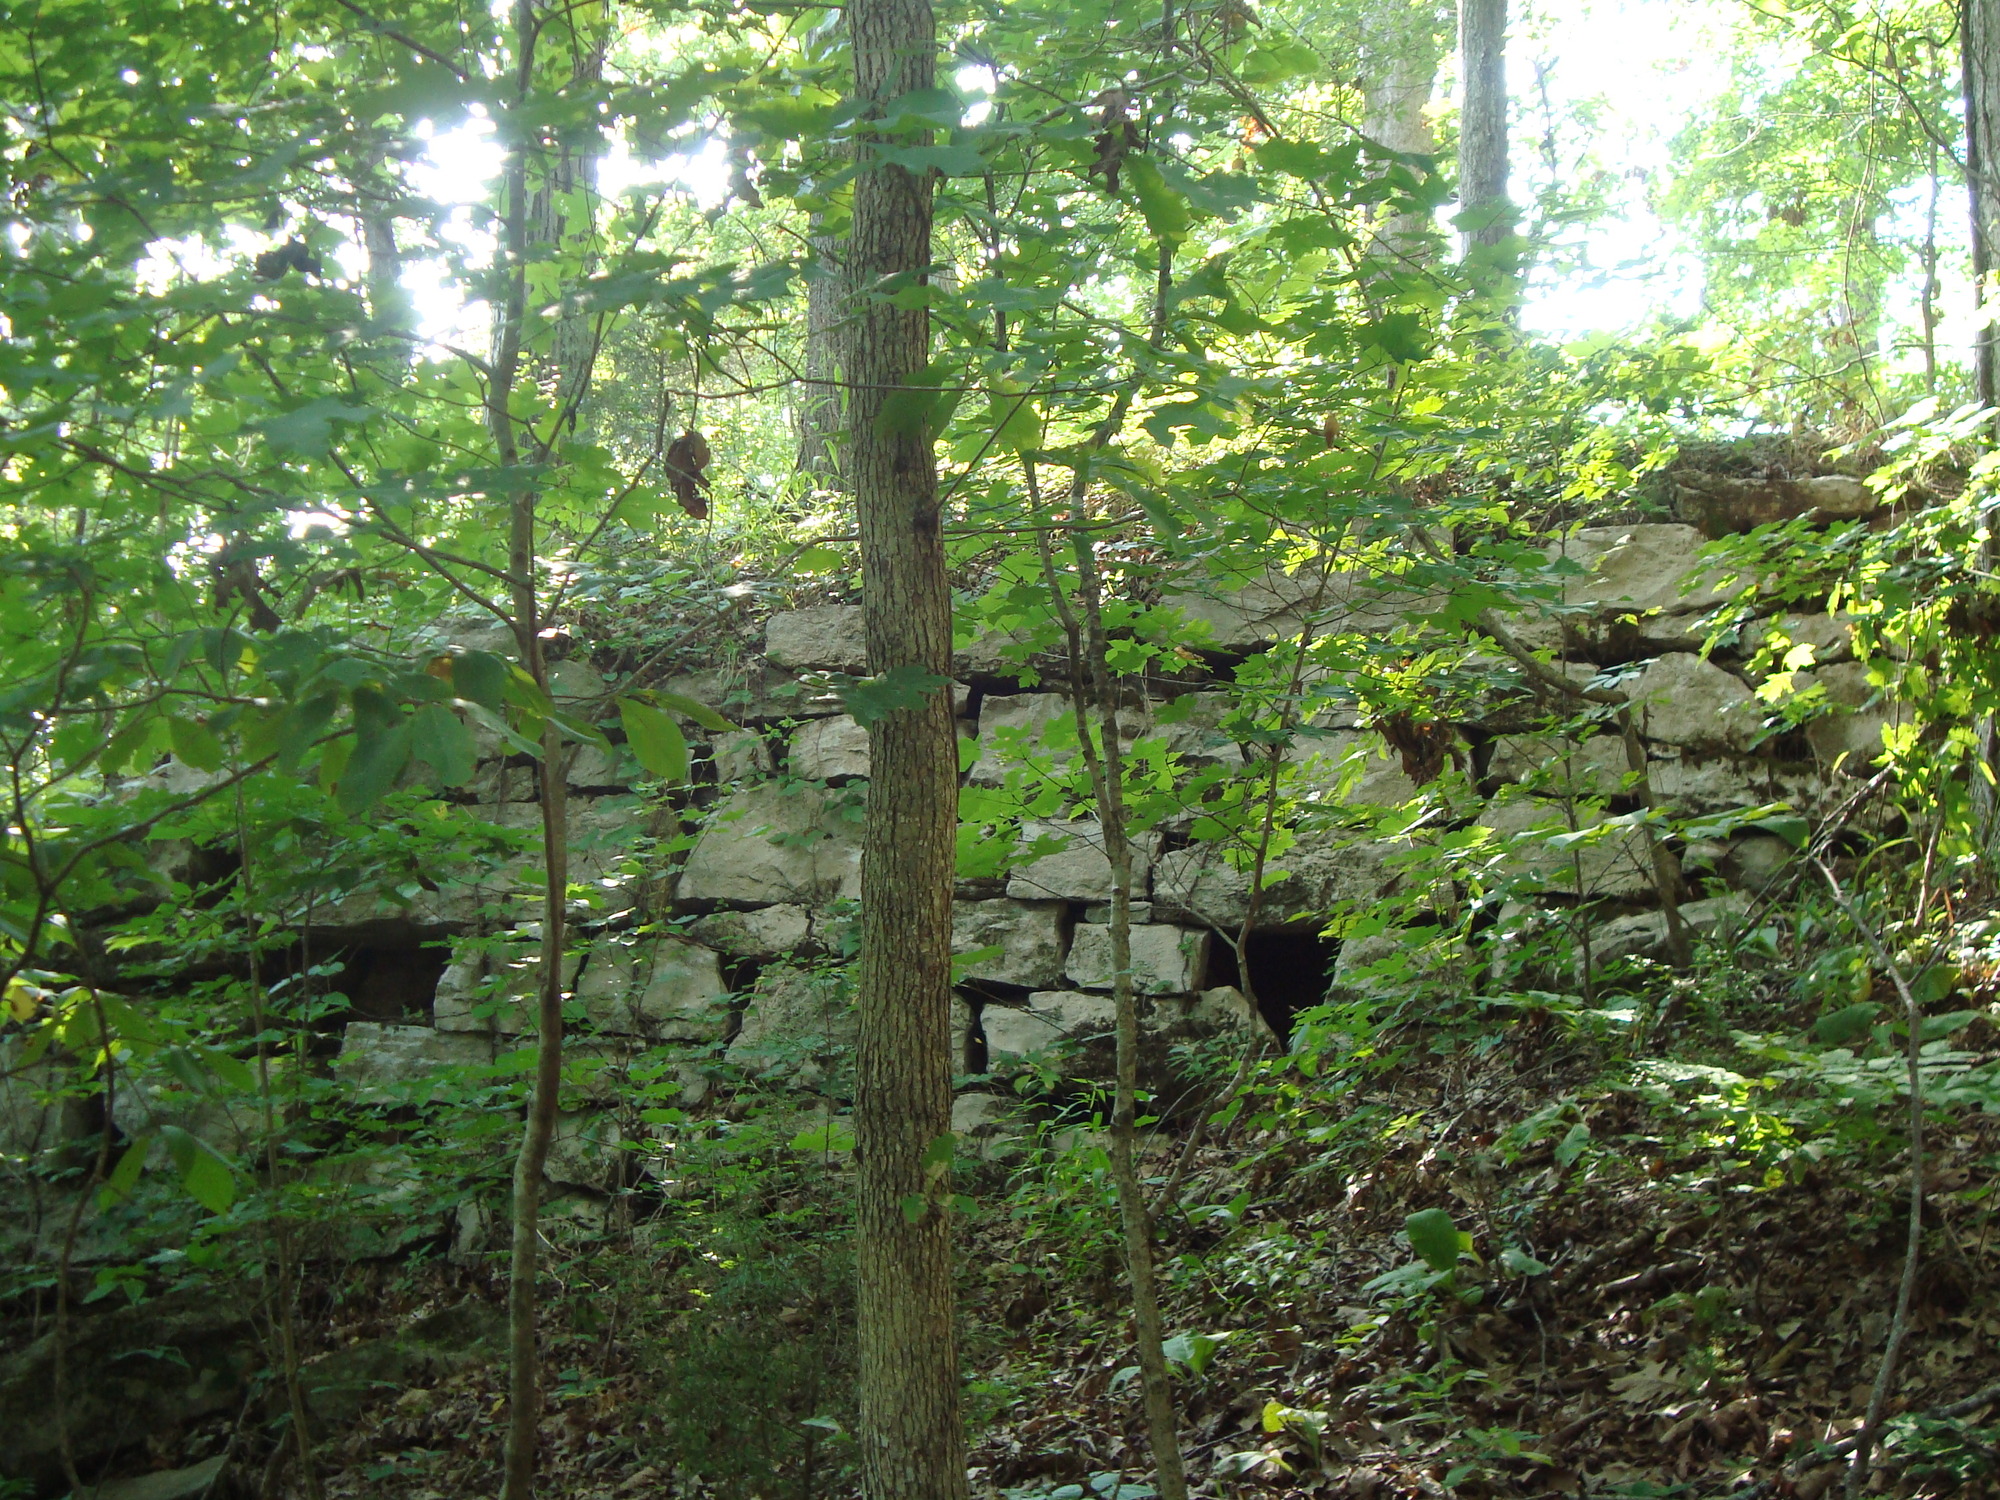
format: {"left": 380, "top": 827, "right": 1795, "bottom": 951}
{"left": 765, "top": 604, "right": 867, "bottom": 672}
{"left": 1005, "top": 819, "right": 1152, "bottom": 903}
{"left": 575, "top": 936, "right": 728, "bottom": 1041}
{"left": 790, "top": 714, "right": 870, "bottom": 781}
{"left": 678, "top": 782, "right": 864, "bottom": 906}
{"left": 336, "top": 1023, "right": 494, "bottom": 1091}
{"left": 1063, "top": 922, "right": 1209, "bottom": 995}
{"left": 952, "top": 898, "right": 1068, "bottom": 990}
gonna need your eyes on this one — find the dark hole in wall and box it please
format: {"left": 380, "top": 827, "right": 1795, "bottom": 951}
{"left": 336, "top": 944, "right": 451, "bottom": 1023}
{"left": 1203, "top": 931, "right": 1341, "bottom": 1040}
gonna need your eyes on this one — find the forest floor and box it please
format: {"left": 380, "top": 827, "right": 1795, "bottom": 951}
{"left": 133, "top": 1000, "right": 2000, "bottom": 1500}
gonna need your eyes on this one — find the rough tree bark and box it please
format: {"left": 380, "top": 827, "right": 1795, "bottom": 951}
{"left": 1964, "top": 0, "right": 2000, "bottom": 846}
{"left": 1360, "top": 0, "right": 1448, "bottom": 261}
{"left": 494, "top": 5, "right": 573, "bottom": 1498}
{"left": 1456, "top": 0, "right": 1511, "bottom": 257}
{"left": 846, "top": 0, "right": 970, "bottom": 1492}
{"left": 797, "top": 223, "right": 848, "bottom": 489}
{"left": 1967, "top": 0, "right": 2000, "bottom": 415}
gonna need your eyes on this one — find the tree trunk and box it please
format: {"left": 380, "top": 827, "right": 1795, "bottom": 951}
{"left": 1967, "top": 0, "right": 2000, "bottom": 416}
{"left": 493, "top": 7, "right": 573, "bottom": 1499}
{"left": 1457, "top": 0, "right": 1510, "bottom": 256}
{"left": 847, "top": 0, "right": 969, "bottom": 1493}
{"left": 797, "top": 224, "right": 847, "bottom": 490}
{"left": 1360, "top": 0, "right": 1447, "bottom": 262}
{"left": 1965, "top": 0, "right": 2000, "bottom": 849}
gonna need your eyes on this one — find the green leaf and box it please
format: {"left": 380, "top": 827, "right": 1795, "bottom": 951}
{"left": 98, "top": 1134, "right": 152, "bottom": 1208}
{"left": 618, "top": 697, "right": 689, "bottom": 784}
{"left": 1359, "top": 311, "right": 1430, "bottom": 364}
{"left": 841, "top": 665, "right": 949, "bottom": 727}
{"left": 1554, "top": 1121, "right": 1592, "bottom": 1168}
{"left": 335, "top": 717, "right": 413, "bottom": 816}
{"left": 900, "top": 1192, "right": 928, "bottom": 1223}
{"left": 1814, "top": 1002, "right": 1882, "bottom": 1043}
{"left": 1126, "top": 156, "right": 1190, "bottom": 247}
{"left": 794, "top": 546, "right": 846, "bottom": 574}
{"left": 159, "top": 1125, "right": 236, "bottom": 1215}
{"left": 646, "top": 690, "right": 737, "bottom": 733}
{"left": 1500, "top": 1246, "right": 1551, "bottom": 1276}
{"left": 166, "top": 715, "right": 225, "bottom": 774}
{"left": 1404, "top": 1207, "right": 1467, "bottom": 1273}
{"left": 411, "top": 703, "right": 477, "bottom": 787}
{"left": 791, "top": 1120, "right": 857, "bottom": 1153}
{"left": 449, "top": 650, "right": 510, "bottom": 710}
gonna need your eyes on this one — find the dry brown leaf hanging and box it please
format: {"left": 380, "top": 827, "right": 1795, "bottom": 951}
{"left": 1088, "top": 88, "right": 1142, "bottom": 194}
{"left": 665, "top": 429, "right": 713, "bottom": 519}
{"left": 1371, "top": 710, "right": 1456, "bottom": 787}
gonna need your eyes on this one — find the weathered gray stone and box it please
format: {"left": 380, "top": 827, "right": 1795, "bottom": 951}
{"left": 678, "top": 782, "right": 864, "bottom": 906}
{"left": 1725, "top": 833, "right": 1797, "bottom": 891}
{"left": 547, "top": 657, "right": 607, "bottom": 708}
{"left": 575, "top": 936, "right": 729, "bottom": 1040}
{"left": 1740, "top": 611, "right": 1858, "bottom": 666}
{"left": 0, "top": 1041, "right": 88, "bottom": 1163}
{"left": 1147, "top": 693, "right": 1245, "bottom": 766}
{"left": 982, "top": 991, "right": 1118, "bottom": 1059}
{"left": 952, "top": 899, "right": 1068, "bottom": 990}
{"left": 1801, "top": 661, "right": 1900, "bottom": 771}
{"left": 1063, "top": 922, "right": 1210, "bottom": 995}
{"left": 1151, "top": 833, "right": 1400, "bottom": 930}
{"left": 335, "top": 1024, "right": 494, "bottom": 1092}
{"left": 547, "top": 1109, "right": 625, "bottom": 1190}
{"left": 1005, "top": 819, "right": 1152, "bottom": 903}
{"left": 729, "top": 965, "right": 855, "bottom": 1060}
{"left": 766, "top": 604, "right": 867, "bottom": 672}
{"left": 969, "top": 693, "right": 1146, "bottom": 788}
{"left": 432, "top": 946, "right": 582, "bottom": 1034}
{"left": 790, "top": 713, "right": 871, "bottom": 781}
{"left": 1162, "top": 565, "right": 1436, "bottom": 651}
{"left": 1506, "top": 524, "right": 1736, "bottom": 654}
{"left": 711, "top": 728, "right": 775, "bottom": 782}
{"left": 1083, "top": 901, "right": 1153, "bottom": 924}
{"left": 1590, "top": 894, "right": 1751, "bottom": 965}
{"left": 1290, "top": 730, "right": 1423, "bottom": 808}
{"left": 1486, "top": 733, "right": 1632, "bottom": 797}
{"left": 567, "top": 738, "right": 634, "bottom": 788}
{"left": 1474, "top": 796, "right": 1656, "bottom": 899}
{"left": 951, "top": 1092, "right": 1012, "bottom": 1134}
{"left": 1162, "top": 985, "right": 1274, "bottom": 1040}
{"left": 1648, "top": 755, "right": 1820, "bottom": 817}
{"left": 1629, "top": 653, "right": 1762, "bottom": 751}
{"left": 664, "top": 663, "right": 840, "bottom": 723}
{"left": 689, "top": 903, "right": 814, "bottom": 961}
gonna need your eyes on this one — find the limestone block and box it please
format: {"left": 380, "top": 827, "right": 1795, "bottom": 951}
{"left": 1802, "top": 661, "right": 1901, "bottom": 771}
{"left": 1505, "top": 524, "right": 1736, "bottom": 655}
{"left": 0, "top": 1041, "right": 89, "bottom": 1161}
{"left": 1648, "top": 755, "right": 1820, "bottom": 817}
{"left": 547, "top": 658, "right": 607, "bottom": 709}
{"left": 689, "top": 903, "right": 813, "bottom": 961}
{"left": 1063, "top": 922, "right": 1210, "bottom": 995}
{"left": 1740, "top": 611, "right": 1857, "bottom": 666}
{"left": 1290, "top": 730, "right": 1423, "bottom": 809}
{"left": 790, "top": 714, "right": 871, "bottom": 781}
{"left": 1151, "top": 833, "right": 1400, "bottom": 931}
{"left": 575, "top": 937, "right": 728, "bottom": 1041}
{"left": 1165, "top": 985, "right": 1274, "bottom": 1040}
{"left": 335, "top": 1023, "right": 494, "bottom": 1093}
{"left": 566, "top": 739, "right": 635, "bottom": 789}
{"left": 1629, "top": 653, "right": 1761, "bottom": 751}
{"left": 730, "top": 966, "right": 855, "bottom": 1059}
{"left": 433, "top": 945, "right": 582, "bottom": 1034}
{"left": 678, "top": 782, "right": 864, "bottom": 906}
{"left": 951, "top": 1092, "right": 1012, "bottom": 1134}
{"left": 765, "top": 604, "right": 867, "bottom": 672}
{"left": 1161, "top": 565, "right": 1438, "bottom": 652}
{"left": 1724, "top": 833, "right": 1797, "bottom": 891}
{"left": 952, "top": 898, "right": 1068, "bottom": 990}
{"left": 1147, "top": 693, "right": 1244, "bottom": 767}
{"left": 547, "top": 1109, "right": 624, "bottom": 1190}
{"left": 982, "top": 990, "right": 1118, "bottom": 1059}
{"left": 711, "top": 728, "right": 775, "bottom": 783}
{"left": 1590, "top": 894, "right": 1750, "bottom": 965}
{"left": 969, "top": 693, "right": 1145, "bottom": 788}
{"left": 1487, "top": 734, "right": 1632, "bottom": 798}
{"left": 1005, "top": 819, "right": 1152, "bottom": 903}
{"left": 1474, "top": 796, "right": 1656, "bottom": 899}
{"left": 664, "top": 663, "right": 840, "bottom": 724}
{"left": 1083, "top": 901, "right": 1153, "bottom": 924}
